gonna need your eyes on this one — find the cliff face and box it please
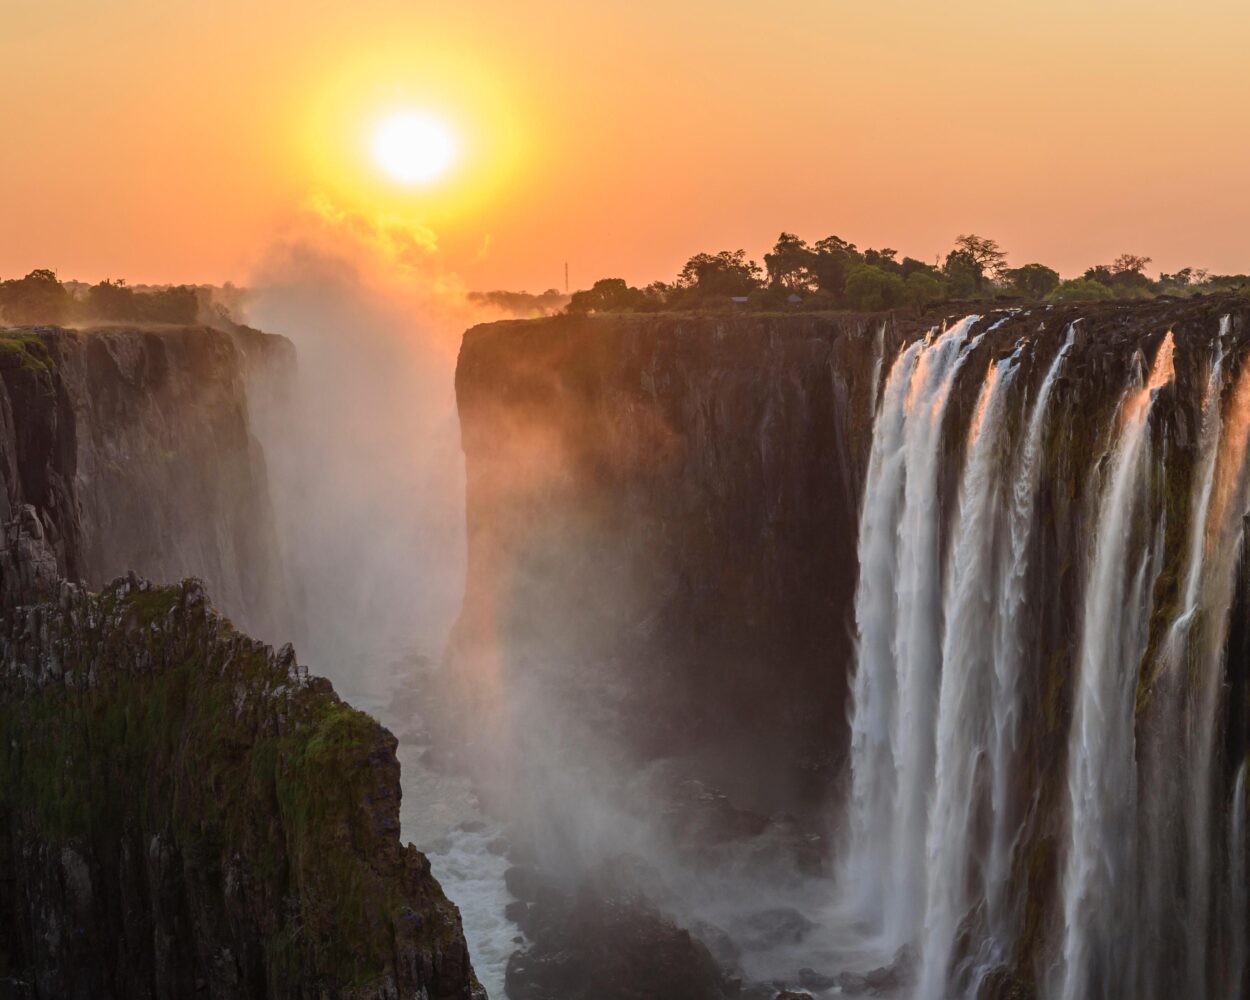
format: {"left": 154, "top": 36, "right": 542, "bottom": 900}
{"left": 0, "top": 575, "right": 480, "bottom": 1000}
{"left": 0, "top": 325, "right": 290, "bottom": 637}
{"left": 451, "top": 300, "right": 1250, "bottom": 810}
{"left": 453, "top": 311, "right": 910, "bottom": 808}
{"left": 453, "top": 297, "right": 1250, "bottom": 995}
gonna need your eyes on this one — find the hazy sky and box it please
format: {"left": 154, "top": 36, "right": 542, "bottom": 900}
{"left": 4, "top": 0, "right": 1249, "bottom": 290}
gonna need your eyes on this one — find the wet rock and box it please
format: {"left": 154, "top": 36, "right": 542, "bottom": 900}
{"left": 690, "top": 918, "right": 742, "bottom": 967}
{"left": 742, "top": 907, "right": 818, "bottom": 950}
{"left": 834, "top": 944, "right": 914, "bottom": 996}
{"left": 0, "top": 577, "right": 480, "bottom": 999}
{"left": 504, "top": 857, "right": 729, "bottom": 1000}
{"left": 796, "top": 967, "right": 838, "bottom": 991}
{"left": 505, "top": 900, "right": 531, "bottom": 930}
{"left": 976, "top": 964, "right": 1036, "bottom": 1000}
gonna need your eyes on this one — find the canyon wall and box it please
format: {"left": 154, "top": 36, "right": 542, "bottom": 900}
{"left": 453, "top": 297, "right": 1250, "bottom": 996}
{"left": 0, "top": 575, "right": 481, "bottom": 1000}
{"left": 0, "top": 324, "right": 483, "bottom": 999}
{"left": 0, "top": 325, "right": 290, "bottom": 638}
{"left": 453, "top": 312, "right": 891, "bottom": 810}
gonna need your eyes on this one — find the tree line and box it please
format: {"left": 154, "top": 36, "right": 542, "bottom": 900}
{"left": 567, "top": 234, "right": 1250, "bottom": 314}
{"left": 0, "top": 270, "right": 205, "bottom": 326}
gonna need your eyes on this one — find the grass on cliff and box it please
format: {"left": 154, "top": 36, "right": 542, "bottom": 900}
{"left": 0, "top": 582, "right": 461, "bottom": 996}
{"left": 0, "top": 331, "right": 53, "bottom": 373}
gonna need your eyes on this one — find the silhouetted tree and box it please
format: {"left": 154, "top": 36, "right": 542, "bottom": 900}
{"left": 675, "top": 250, "right": 763, "bottom": 298}
{"left": 87, "top": 279, "right": 137, "bottom": 320}
{"left": 567, "top": 278, "right": 647, "bottom": 314}
{"left": 140, "top": 286, "right": 199, "bottom": 323}
{"left": 1111, "top": 253, "right": 1152, "bottom": 276}
{"left": 950, "top": 234, "right": 1008, "bottom": 290}
{"left": 809, "top": 235, "right": 863, "bottom": 297}
{"left": 0, "top": 269, "right": 70, "bottom": 325}
{"left": 1005, "top": 263, "right": 1060, "bottom": 299}
{"left": 943, "top": 250, "right": 982, "bottom": 298}
{"left": 863, "top": 248, "right": 903, "bottom": 274}
{"left": 764, "top": 233, "right": 815, "bottom": 291}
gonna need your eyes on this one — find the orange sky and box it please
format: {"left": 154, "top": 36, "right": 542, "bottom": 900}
{"left": 3, "top": 0, "right": 1250, "bottom": 291}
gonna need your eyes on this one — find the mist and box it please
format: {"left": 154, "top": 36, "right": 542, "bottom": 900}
{"left": 233, "top": 214, "right": 835, "bottom": 998}
{"left": 242, "top": 219, "right": 478, "bottom": 692}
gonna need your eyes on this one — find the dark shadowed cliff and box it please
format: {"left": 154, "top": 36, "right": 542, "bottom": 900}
{"left": 0, "top": 575, "right": 481, "bottom": 1000}
{"left": 0, "top": 325, "right": 290, "bottom": 637}
{"left": 0, "top": 323, "right": 483, "bottom": 1000}
{"left": 451, "top": 298, "right": 1250, "bottom": 996}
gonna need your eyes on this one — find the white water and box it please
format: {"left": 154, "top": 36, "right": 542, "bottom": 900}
{"left": 1183, "top": 316, "right": 1250, "bottom": 999}
{"left": 839, "top": 316, "right": 1250, "bottom": 1000}
{"left": 345, "top": 655, "right": 518, "bottom": 999}
{"left": 917, "top": 350, "right": 1018, "bottom": 1000}
{"left": 983, "top": 325, "right": 1076, "bottom": 965}
{"left": 1056, "top": 331, "right": 1173, "bottom": 1000}
{"left": 843, "top": 316, "right": 980, "bottom": 949}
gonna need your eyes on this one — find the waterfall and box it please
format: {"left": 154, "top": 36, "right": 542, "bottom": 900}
{"left": 843, "top": 315, "right": 980, "bottom": 946}
{"left": 839, "top": 314, "right": 1250, "bottom": 1000}
{"left": 983, "top": 325, "right": 1076, "bottom": 962}
{"left": 917, "top": 349, "right": 1018, "bottom": 1000}
{"left": 1057, "top": 332, "right": 1174, "bottom": 1000}
{"left": 1184, "top": 317, "right": 1250, "bottom": 998}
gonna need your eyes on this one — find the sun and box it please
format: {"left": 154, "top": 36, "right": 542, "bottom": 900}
{"left": 370, "top": 111, "right": 458, "bottom": 185}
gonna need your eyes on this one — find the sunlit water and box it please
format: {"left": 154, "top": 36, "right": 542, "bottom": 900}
{"left": 339, "top": 650, "right": 518, "bottom": 999}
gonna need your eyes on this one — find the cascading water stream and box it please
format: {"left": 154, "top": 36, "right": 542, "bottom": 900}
{"left": 843, "top": 316, "right": 980, "bottom": 948}
{"left": 982, "top": 325, "right": 1076, "bottom": 963}
{"left": 839, "top": 314, "right": 1250, "bottom": 1000}
{"left": 890, "top": 317, "right": 984, "bottom": 943}
{"left": 1183, "top": 317, "right": 1250, "bottom": 997}
{"left": 1056, "top": 331, "right": 1174, "bottom": 1000}
{"left": 916, "top": 350, "right": 1019, "bottom": 1000}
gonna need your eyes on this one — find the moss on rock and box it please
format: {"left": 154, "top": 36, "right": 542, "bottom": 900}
{"left": 0, "top": 575, "right": 483, "bottom": 1000}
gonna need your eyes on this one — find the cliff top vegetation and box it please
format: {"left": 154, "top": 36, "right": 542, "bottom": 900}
{"left": 561, "top": 234, "right": 1250, "bottom": 315}
{"left": 0, "top": 268, "right": 240, "bottom": 328}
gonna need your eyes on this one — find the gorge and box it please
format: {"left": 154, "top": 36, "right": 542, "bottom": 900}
{"left": 452, "top": 297, "right": 1250, "bottom": 998}
{"left": 3, "top": 297, "right": 1250, "bottom": 999}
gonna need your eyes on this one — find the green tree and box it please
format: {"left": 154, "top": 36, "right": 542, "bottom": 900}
{"left": 0, "top": 269, "right": 70, "bottom": 325}
{"left": 809, "top": 235, "right": 863, "bottom": 298}
{"left": 844, "top": 265, "right": 906, "bottom": 310}
{"left": 943, "top": 250, "right": 982, "bottom": 298}
{"left": 87, "top": 279, "right": 138, "bottom": 320}
{"left": 1047, "top": 278, "right": 1115, "bottom": 302}
{"left": 863, "top": 248, "right": 903, "bottom": 274}
{"left": 1006, "top": 263, "right": 1060, "bottom": 299}
{"left": 904, "top": 272, "right": 945, "bottom": 306}
{"left": 1084, "top": 254, "right": 1154, "bottom": 295}
{"left": 900, "top": 256, "right": 941, "bottom": 279}
{"left": 140, "top": 286, "right": 199, "bottom": 323}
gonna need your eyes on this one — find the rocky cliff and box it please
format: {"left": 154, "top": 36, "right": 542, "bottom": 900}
{"left": 0, "top": 575, "right": 481, "bottom": 1000}
{"left": 452, "top": 310, "right": 913, "bottom": 810}
{"left": 0, "top": 325, "right": 290, "bottom": 637}
{"left": 452, "top": 296, "right": 1250, "bottom": 996}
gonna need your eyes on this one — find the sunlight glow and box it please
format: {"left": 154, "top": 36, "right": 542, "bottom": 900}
{"left": 371, "top": 112, "right": 458, "bottom": 185}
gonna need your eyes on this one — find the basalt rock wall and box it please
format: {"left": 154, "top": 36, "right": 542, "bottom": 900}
{"left": 451, "top": 299, "right": 1250, "bottom": 825}
{"left": 0, "top": 325, "right": 290, "bottom": 637}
